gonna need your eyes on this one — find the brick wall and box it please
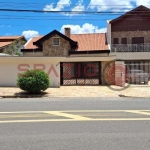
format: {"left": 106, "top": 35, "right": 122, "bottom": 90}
{"left": 101, "top": 61, "right": 115, "bottom": 85}
{"left": 43, "top": 34, "right": 71, "bottom": 56}
{"left": 111, "top": 31, "right": 150, "bottom": 44}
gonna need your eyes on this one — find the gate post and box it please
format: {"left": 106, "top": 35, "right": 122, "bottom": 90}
{"left": 115, "top": 61, "right": 125, "bottom": 87}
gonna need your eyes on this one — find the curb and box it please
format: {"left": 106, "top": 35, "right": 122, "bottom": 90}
{"left": 0, "top": 95, "right": 120, "bottom": 98}
{"left": 0, "top": 95, "right": 149, "bottom": 99}
{"left": 118, "top": 94, "right": 148, "bottom": 98}
{"left": 0, "top": 95, "right": 49, "bottom": 98}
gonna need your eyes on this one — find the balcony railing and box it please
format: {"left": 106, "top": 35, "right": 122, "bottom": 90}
{"left": 111, "top": 44, "right": 150, "bottom": 52}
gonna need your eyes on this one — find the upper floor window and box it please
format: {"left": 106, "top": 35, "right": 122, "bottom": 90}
{"left": 53, "top": 38, "right": 60, "bottom": 46}
{"left": 132, "top": 37, "right": 144, "bottom": 44}
{"left": 113, "top": 38, "right": 119, "bottom": 44}
{"left": 121, "top": 38, "right": 127, "bottom": 44}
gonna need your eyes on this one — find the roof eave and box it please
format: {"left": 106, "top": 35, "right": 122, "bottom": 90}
{"left": 21, "top": 48, "right": 42, "bottom": 52}
{"left": 69, "top": 50, "right": 110, "bottom": 54}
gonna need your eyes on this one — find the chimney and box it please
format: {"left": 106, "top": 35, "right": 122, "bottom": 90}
{"left": 65, "top": 28, "right": 71, "bottom": 38}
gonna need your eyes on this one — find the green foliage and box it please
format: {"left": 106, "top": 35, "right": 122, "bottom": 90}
{"left": 3, "top": 39, "right": 26, "bottom": 56}
{"left": 17, "top": 69, "right": 50, "bottom": 93}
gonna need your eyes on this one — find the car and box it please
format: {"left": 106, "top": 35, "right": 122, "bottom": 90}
{"left": 126, "top": 69, "right": 149, "bottom": 84}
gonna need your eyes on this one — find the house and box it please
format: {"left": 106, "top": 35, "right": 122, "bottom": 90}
{"left": 108, "top": 5, "right": 150, "bottom": 74}
{"left": 21, "top": 28, "right": 115, "bottom": 86}
{"left": 0, "top": 36, "right": 27, "bottom": 56}
{"left": 3, "top": 5, "right": 150, "bottom": 87}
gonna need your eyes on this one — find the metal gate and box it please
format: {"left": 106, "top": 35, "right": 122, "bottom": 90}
{"left": 60, "top": 62, "right": 101, "bottom": 85}
{"left": 125, "top": 61, "right": 150, "bottom": 80}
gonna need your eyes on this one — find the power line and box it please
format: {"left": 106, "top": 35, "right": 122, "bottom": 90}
{"left": 0, "top": 8, "right": 124, "bottom": 13}
{"left": 0, "top": 8, "right": 150, "bottom": 14}
{"left": 0, "top": 2, "right": 142, "bottom": 6}
{"left": 0, "top": 15, "right": 150, "bottom": 20}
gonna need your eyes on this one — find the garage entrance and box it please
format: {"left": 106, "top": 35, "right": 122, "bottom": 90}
{"left": 60, "top": 62, "right": 101, "bottom": 85}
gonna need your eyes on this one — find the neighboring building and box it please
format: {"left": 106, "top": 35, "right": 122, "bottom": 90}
{"left": 0, "top": 36, "right": 27, "bottom": 56}
{"left": 108, "top": 5, "right": 150, "bottom": 73}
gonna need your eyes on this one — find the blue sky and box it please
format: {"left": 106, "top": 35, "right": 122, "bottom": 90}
{"left": 0, "top": 0, "right": 149, "bottom": 39}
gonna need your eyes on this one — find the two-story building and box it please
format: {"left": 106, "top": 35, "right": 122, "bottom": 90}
{"left": 108, "top": 5, "right": 150, "bottom": 74}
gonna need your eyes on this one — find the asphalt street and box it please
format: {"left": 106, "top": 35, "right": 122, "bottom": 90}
{"left": 0, "top": 97, "right": 150, "bottom": 150}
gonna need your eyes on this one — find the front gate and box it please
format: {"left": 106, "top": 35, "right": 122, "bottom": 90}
{"left": 60, "top": 62, "right": 101, "bottom": 85}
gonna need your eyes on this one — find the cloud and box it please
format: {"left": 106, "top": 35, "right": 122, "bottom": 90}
{"left": 43, "top": 0, "right": 71, "bottom": 11}
{"left": 22, "top": 30, "right": 39, "bottom": 39}
{"left": 88, "top": 0, "right": 134, "bottom": 11}
{"left": 60, "top": 23, "right": 106, "bottom": 34}
{"left": 64, "top": 0, "right": 85, "bottom": 16}
{"left": 132, "top": 0, "right": 150, "bottom": 7}
{"left": 72, "top": 0, "right": 85, "bottom": 12}
{"left": 43, "top": 0, "right": 85, "bottom": 16}
{"left": 88, "top": 0, "right": 150, "bottom": 11}
{"left": 43, "top": 0, "right": 150, "bottom": 15}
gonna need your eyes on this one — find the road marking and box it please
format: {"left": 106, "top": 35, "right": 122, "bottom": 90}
{"left": 0, "top": 110, "right": 150, "bottom": 114}
{"left": 57, "top": 110, "right": 150, "bottom": 112}
{"left": 0, "top": 118, "right": 150, "bottom": 124}
{"left": 44, "top": 111, "right": 91, "bottom": 120}
{"left": 0, "top": 110, "right": 150, "bottom": 124}
{"left": 0, "top": 111, "right": 44, "bottom": 114}
{"left": 126, "top": 110, "right": 150, "bottom": 116}
{"left": 0, "top": 114, "right": 53, "bottom": 119}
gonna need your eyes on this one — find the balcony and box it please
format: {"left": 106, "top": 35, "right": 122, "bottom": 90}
{"left": 111, "top": 44, "right": 150, "bottom": 52}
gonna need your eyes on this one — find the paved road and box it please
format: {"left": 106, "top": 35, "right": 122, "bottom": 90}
{"left": 0, "top": 97, "right": 150, "bottom": 150}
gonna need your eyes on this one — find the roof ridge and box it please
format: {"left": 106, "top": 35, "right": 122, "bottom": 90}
{"left": 0, "top": 35, "right": 22, "bottom": 37}
{"left": 71, "top": 33, "right": 106, "bottom": 35}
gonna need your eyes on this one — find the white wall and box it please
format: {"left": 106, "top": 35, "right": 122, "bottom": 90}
{"left": 0, "top": 56, "right": 116, "bottom": 87}
{"left": 110, "top": 52, "right": 150, "bottom": 60}
{"left": 0, "top": 57, "right": 61, "bottom": 87}
{"left": 106, "top": 20, "right": 111, "bottom": 50}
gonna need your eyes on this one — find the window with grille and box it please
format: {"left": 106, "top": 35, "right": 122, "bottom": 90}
{"left": 53, "top": 38, "right": 60, "bottom": 46}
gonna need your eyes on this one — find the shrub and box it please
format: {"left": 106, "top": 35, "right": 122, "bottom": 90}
{"left": 17, "top": 69, "right": 50, "bottom": 93}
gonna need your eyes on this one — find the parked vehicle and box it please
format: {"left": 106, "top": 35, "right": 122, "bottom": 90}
{"left": 126, "top": 70, "right": 149, "bottom": 84}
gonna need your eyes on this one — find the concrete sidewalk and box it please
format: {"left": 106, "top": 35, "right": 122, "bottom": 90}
{"left": 0, "top": 85, "right": 150, "bottom": 98}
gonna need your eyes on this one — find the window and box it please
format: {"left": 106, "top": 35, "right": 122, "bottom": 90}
{"left": 121, "top": 38, "right": 127, "bottom": 44}
{"left": 132, "top": 37, "right": 144, "bottom": 44}
{"left": 113, "top": 38, "right": 119, "bottom": 44}
{"left": 53, "top": 38, "right": 60, "bottom": 46}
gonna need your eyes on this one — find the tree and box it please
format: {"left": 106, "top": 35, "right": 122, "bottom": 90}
{"left": 3, "top": 39, "right": 26, "bottom": 56}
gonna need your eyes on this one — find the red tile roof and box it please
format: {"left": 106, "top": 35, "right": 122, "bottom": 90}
{"left": 24, "top": 33, "right": 108, "bottom": 51}
{"left": 0, "top": 36, "right": 22, "bottom": 40}
{"left": 71, "top": 33, "right": 108, "bottom": 51}
{"left": 24, "top": 36, "right": 43, "bottom": 49}
{"left": 0, "top": 36, "right": 26, "bottom": 48}
{"left": 0, "top": 41, "right": 12, "bottom": 48}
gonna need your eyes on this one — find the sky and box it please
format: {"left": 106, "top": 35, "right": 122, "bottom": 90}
{"left": 0, "top": 0, "right": 150, "bottom": 40}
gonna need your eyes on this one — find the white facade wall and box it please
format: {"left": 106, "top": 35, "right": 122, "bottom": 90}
{"left": 0, "top": 56, "right": 116, "bottom": 87}
{"left": 106, "top": 20, "right": 111, "bottom": 50}
{"left": 0, "top": 57, "right": 61, "bottom": 87}
{"left": 110, "top": 52, "right": 150, "bottom": 60}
